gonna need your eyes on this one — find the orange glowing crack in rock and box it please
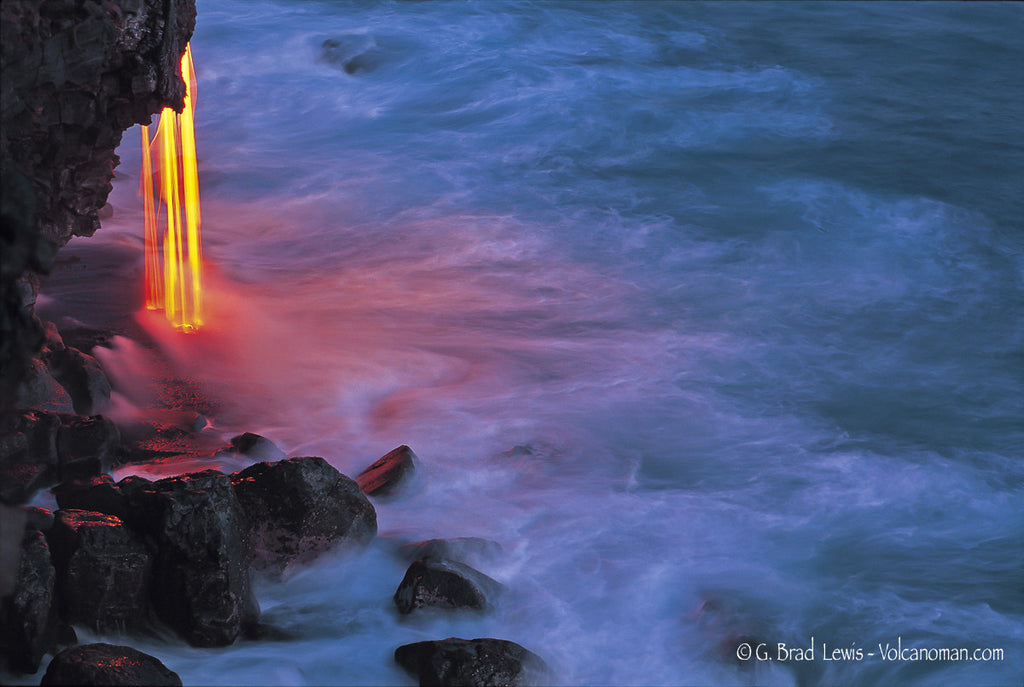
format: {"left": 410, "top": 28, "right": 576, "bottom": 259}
{"left": 141, "top": 43, "right": 203, "bottom": 331}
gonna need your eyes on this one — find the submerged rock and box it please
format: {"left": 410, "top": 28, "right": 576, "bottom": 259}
{"left": 357, "top": 444, "right": 417, "bottom": 497}
{"left": 318, "top": 35, "right": 382, "bottom": 75}
{"left": 40, "top": 643, "right": 182, "bottom": 686}
{"left": 48, "top": 509, "right": 152, "bottom": 633}
{"left": 395, "top": 637, "right": 550, "bottom": 687}
{"left": 694, "top": 595, "right": 781, "bottom": 670}
{"left": 0, "top": 526, "right": 57, "bottom": 673}
{"left": 131, "top": 470, "right": 257, "bottom": 646}
{"left": 231, "top": 456, "right": 376, "bottom": 572}
{"left": 394, "top": 557, "right": 502, "bottom": 614}
{"left": 215, "top": 431, "right": 287, "bottom": 462}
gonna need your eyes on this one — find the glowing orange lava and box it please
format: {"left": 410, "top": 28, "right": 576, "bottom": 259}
{"left": 141, "top": 43, "right": 203, "bottom": 331}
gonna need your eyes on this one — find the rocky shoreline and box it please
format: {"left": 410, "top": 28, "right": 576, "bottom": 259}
{"left": 1, "top": 0, "right": 550, "bottom": 683}
{"left": 3, "top": 389, "right": 552, "bottom": 685}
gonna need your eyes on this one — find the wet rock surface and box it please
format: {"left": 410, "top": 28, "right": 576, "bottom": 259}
{"left": 13, "top": 359, "right": 74, "bottom": 413}
{"left": 0, "top": 526, "right": 57, "bottom": 673}
{"left": 41, "top": 642, "right": 182, "bottom": 686}
{"left": 357, "top": 444, "right": 417, "bottom": 497}
{"left": 0, "top": 168, "right": 54, "bottom": 410}
{"left": 54, "top": 474, "right": 127, "bottom": 519}
{"left": 56, "top": 414, "right": 119, "bottom": 480}
{"left": 0, "top": 411, "right": 61, "bottom": 504}
{"left": 131, "top": 470, "right": 257, "bottom": 646}
{"left": 23, "top": 506, "right": 55, "bottom": 532}
{"left": 395, "top": 637, "right": 550, "bottom": 687}
{"left": 0, "top": 461, "right": 55, "bottom": 506}
{"left": 1, "top": 0, "right": 197, "bottom": 426}
{"left": 46, "top": 346, "right": 111, "bottom": 415}
{"left": 0, "top": 411, "right": 119, "bottom": 505}
{"left": 231, "top": 456, "right": 377, "bottom": 573}
{"left": 48, "top": 509, "right": 152, "bottom": 633}
{"left": 394, "top": 557, "right": 502, "bottom": 615}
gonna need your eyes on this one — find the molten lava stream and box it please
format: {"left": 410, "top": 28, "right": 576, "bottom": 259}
{"left": 141, "top": 42, "right": 204, "bottom": 332}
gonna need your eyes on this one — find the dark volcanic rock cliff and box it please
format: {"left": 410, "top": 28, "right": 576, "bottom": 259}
{"left": 1, "top": 0, "right": 196, "bottom": 409}
{"left": 1, "top": 0, "right": 197, "bottom": 247}
{"left": 1, "top": 0, "right": 197, "bottom": 638}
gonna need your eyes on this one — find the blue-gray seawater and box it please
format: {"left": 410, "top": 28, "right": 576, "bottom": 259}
{"left": 38, "top": 1, "right": 1024, "bottom": 685}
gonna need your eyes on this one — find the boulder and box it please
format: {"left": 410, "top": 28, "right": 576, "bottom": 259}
{"left": 131, "top": 470, "right": 257, "bottom": 646}
{"left": 2, "top": 410, "right": 61, "bottom": 466}
{"left": 56, "top": 414, "right": 119, "bottom": 480}
{"left": 356, "top": 444, "right": 417, "bottom": 497}
{"left": 42, "top": 320, "right": 65, "bottom": 353}
{"left": 48, "top": 509, "right": 152, "bottom": 632}
{"left": 0, "top": 427, "right": 29, "bottom": 464}
{"left": 23, "top": 506, "right": 54, "bottom": 532}
{"left": 231, "top": 456, "right": 376, "bottom": 572}
{"left": 54, "top": 474, "right": 127, "bottom": 519}
{"left": 0, "top": 505, "right": 27, "bottom": 597}
{"left": 0, "top": 410, "right": 61, "bottom": 503}
{"left": 40, "top": 643, "right": 182, "bottom": 686}
{"left": 215, "top": 431, "right": 287, "bottom": 462}
{"left": 0, "top": 526, "right": 57, "bottom": 673}
{"left": 394, "top": 557, "right": 502, "bottom": 615}
{"left": 57, "top": 473, "right": 157, "bottom": 528}
{"left": 0, "top": 461, "right": 55, "bottom": 506}
{"left": 47, "top": 346, "right": 111, "bottom": 416}
{"left": 395, "top": 638, "right": 550, "bottom": 687}
{"left": 0, "top": 411, "right": 114, "bottom": 502}
{"left": 14, "top": 358, "right": 74, "bottom": 413}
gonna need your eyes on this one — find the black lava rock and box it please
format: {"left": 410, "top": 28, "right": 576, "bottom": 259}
{"left": 394, "top": 557, "right": 502, "bottom": 614}
{"left": 215, "top": 431, "right": 287, "bottom": 462}
{"left": 395, "top": 637, "right": 550, "bottom": 687}
{"left": 54, "top": 474, "right": 127, "bottom": 519}
{"left": 56, "top": 414, "right": 119, "bottom": 481}
{"left": 132, "top": 470, "right": 257, "bottom": 646}
{"left": 0, "top": 410, "right": 61, "bottom": 505}
{"left": 23, "top": 506, "right": 54, "bottom": 532}
{"left": 356, "top": 444, "right": 417, "bottom": 497}
{"left": 0, "top": 526, "right": 57, "bottom": 673}
{"left": 40, "top": 642, "right": 182, "bottom": 686}
{"left": 48, "top": 509, "right": 152, "bottom": 632}
{"left": 231, "top": 456, "right": 377, "bottom": 573}
{"left": 47, "top": 346, "right": 111, "bottom": 416}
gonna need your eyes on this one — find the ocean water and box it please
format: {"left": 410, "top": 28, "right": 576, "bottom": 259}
{"left": 25, "top": 1, "right": 1024, "bottom": 685}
